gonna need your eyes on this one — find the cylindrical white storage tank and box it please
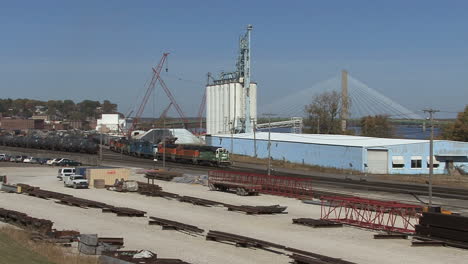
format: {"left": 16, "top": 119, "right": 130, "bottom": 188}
{"left": 214, "top": 84, "right": 220, "bottom": 134}
{"left": 250, "top": 83, "right": 257, "bottom": 125}
{"left": 223, "top": 83, "right": 229, "bottom": 133}
{"left": 206, "top": 85, "right": 211, "bottom": 134}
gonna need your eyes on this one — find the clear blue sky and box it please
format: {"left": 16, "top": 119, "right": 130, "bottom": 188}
{"left": 1, "top": 0, "right": 467, "bottom": 118}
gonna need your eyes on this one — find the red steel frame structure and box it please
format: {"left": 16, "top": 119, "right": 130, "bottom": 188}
{"left": 208, "top": 170, "right": 313, "bottom": 198}
{"left": 320, "top": 196, "right": 422, "bottom": 234}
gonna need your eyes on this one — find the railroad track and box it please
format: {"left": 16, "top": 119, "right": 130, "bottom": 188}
{"left": 4, "top": 146, "right": 468, "bottom": 201}
{"left": 102, "top": 150, "right": 468, "bottom": 201}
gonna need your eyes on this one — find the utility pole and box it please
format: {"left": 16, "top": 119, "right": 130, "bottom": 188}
{"left": 229, "top": 121, "right": 234, "bottom": 155}
{"left": 163, "top": 118, "right": 166, "bottom": 169}
{"left": 423, "top": 108, "right": 439, "bottom": 208}
{"left": 99, "top": 127, "right": 103, "bottom": 165}
{"left": 264, "top": 113, "right": 276, "bottom": 175}
{"left": 252, "top": 119, "right": 257, "bottom": 157}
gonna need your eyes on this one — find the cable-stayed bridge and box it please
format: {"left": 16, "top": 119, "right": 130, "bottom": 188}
{"left": 261, "top": 73, "right": 422, "bottom": 120}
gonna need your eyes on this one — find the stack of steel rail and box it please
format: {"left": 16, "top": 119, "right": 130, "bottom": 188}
{"left": 292, "top": 218, "right": 343, "bottom": 228}
{"left": 149, "top": 216, "right": 204, "bottom": 234}
{"left": 415, "top": 212, "right": 468, "bottom": 249}
{"left": 224, "top": 204, "right": 287, "bottom": 215}
{"left": 178, "top": 196, "right": 224, "bottom": 207}
{"left": 287, "top": 248, "right": 356, "bottom": 264}
{"left": 17, "top": 183, "right": 146, "bottom": 217}
{"left": 206, "top": 230, "right": 286, "bottom": 249}
{"left": 0, "top": 207, "right": 53, "bottom": 233}
{"left": 102, "top": 207, "right": 146, "bottom": 217}
{"left": 206, "top": 230, "right": 355, "bottom": 264}
{"left": 56, "top": 196, "right": 109, "bottom": 208}
{"left": 137, "top": 183, "right": 180, "bottom": 199}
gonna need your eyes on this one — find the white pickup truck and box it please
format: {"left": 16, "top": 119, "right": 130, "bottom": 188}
{"left": 57, "top": 168, "right": 76, "bottom": 180}
{"left": 63, "top": 175, "right": 89, "bottom": 189}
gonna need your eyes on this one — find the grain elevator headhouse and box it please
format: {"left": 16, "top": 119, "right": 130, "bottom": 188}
{"left": 206, "top": 25, "right": 257, "bottom": 135}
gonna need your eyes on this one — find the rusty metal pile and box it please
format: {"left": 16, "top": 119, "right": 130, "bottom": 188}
{"left": 292, "top": 218, "right": 343, "bottom": 228}
{"left": 206, "top": 230, "right": 355, "bottom": 264}
{"left": 101, "top": 250, "right": 190, "bottom": 264}
{"left": 414, "top": 212, "right": 468, "bottom": 249}
{"left": 149, "top": 216, "right": 204, "bottom": 235}
{"left": 225, "top": 204, "right": 287, "bottom": 215}
{"left": 17, "top": 183, "right": 146, "bottom": 217}
{"left": 135, "top": 182, "right": 289, "bottom": 215}
{"left": 145, "top": 170, "right": 182, "bottom": 182}
{"left": 0, "top": 207, "right": 53, "bottom": 234}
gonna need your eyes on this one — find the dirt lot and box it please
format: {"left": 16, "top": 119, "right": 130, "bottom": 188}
{"left": 1, "top": 165, "right": 468, "bottom": 264}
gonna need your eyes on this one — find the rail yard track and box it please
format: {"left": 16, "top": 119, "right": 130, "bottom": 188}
{"left": 101, "top": 150, "right": 468, "bottom": 201}
{"left": 3, "top": 146, "right": 468, "bottom": 202}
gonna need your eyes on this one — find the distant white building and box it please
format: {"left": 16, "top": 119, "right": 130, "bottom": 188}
{"left": 96, "top": 114, "right": 126, "bottom": 133}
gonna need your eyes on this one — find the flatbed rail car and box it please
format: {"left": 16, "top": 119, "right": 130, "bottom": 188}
{"left": 208, "top": 171, "right": 314, "bottom": 198}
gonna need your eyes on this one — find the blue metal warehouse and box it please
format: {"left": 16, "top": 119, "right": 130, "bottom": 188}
{"left": 206, "top": 133, "right": 468, "bottom": 175}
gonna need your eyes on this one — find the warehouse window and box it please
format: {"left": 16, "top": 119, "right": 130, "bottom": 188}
{"left": 411, "top": 156, "right": 422, "bottom": 168}
{"left": 426, "top": 156, "right": 440, "bottom": 168}
{"left": 392, "top": 156, "right": 405, "bottom": 169}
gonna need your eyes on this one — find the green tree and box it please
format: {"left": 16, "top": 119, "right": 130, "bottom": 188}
{"left": 304, "top": 91, "right": 347, "bottom": 134}
{"left": 442, "top": 105, "right": 468, "bottom": 142}
{"left": 360, "top": 115, "right": 394, "bottom": 138}
{"left": 77, "top": 100, "right": 101, "bottom": 119}
{"left": 102, "top": 100, "right": 117, "bottom": 114}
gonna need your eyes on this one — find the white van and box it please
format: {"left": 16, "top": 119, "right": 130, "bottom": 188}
{"left": 57, "top": 168, "right": 76, "bottom": 180}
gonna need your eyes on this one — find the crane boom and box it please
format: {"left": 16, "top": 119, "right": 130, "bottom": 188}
{"left": 152, "top": 68, "right": 189, "bottom": 128}
{"left": 159, "top": 102, "right": 173, "bottom": 119}
{"left": 128, "top": 53, "right": 169, "bottom": 137}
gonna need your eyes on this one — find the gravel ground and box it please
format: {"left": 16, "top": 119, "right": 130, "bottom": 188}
{"left": 1, "top": 166, "right": 468, "bottom": 264}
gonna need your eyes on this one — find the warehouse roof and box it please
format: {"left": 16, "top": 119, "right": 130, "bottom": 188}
{"left": 211, "top": 132, "right": 432, "bottom": 148}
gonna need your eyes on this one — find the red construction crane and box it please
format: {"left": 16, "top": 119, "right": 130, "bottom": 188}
{"left": 152, "top": 69, "right": 189, "bottom": 128}
{"left": 159, "top": 102, "right": 173, "bottom": 120}
{"left": 128, "top": 53, "right": 169, "bottom": 137}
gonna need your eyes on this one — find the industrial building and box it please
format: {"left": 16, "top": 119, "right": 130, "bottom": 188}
{"left": 206, "top": 25, "right": 257, "bottom": 135}
{"left": 206, "top": 133, "right": 468, "bottom": 175}
{"left": 96, "top": 114, "right": 127, "bottom": 133}
{"left": 0, "top": 118, "right": 45, "bottom": 131}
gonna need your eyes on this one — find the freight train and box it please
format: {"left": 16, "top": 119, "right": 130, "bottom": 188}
{"left": 109, "top": 138, "right": 231, "bottom": 167}
{"left": 0, "top": 134, "right": 99, "bottom": 154}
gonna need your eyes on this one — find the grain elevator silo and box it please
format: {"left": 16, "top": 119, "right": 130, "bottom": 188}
{"left": 206, "top": 25, "right": 257, "bottom": 135}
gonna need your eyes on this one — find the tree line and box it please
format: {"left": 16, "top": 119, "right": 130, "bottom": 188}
{"left": 0, "top": 98, "right": 118, "bottom": 121}
{"left": 304, "top": 91, "right": 467, "bottom": 142}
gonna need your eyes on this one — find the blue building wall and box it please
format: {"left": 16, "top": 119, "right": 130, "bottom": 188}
{"left": 207, "top": 136, "right": 468, "bottom": 175}
{"left": 207, "top": 136, "right": 364, "bottom": 171}
{"left": 384, "top": 141, "right": 468, "bottom": 174}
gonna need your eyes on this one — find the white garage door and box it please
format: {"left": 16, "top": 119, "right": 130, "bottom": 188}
{"left": 367, "top": 150, "right": 388, "bottom": 174}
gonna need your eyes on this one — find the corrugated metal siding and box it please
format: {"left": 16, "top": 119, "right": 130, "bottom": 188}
{"left": 207, "top": 135, "right": 364, "bottom": 171}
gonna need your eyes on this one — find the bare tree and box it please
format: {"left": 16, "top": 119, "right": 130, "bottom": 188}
{"left": 360, "top": 115, "right": 394, "bottom": 138}
{"left": 305, "top": 91, "right": 347, "bottom": 134}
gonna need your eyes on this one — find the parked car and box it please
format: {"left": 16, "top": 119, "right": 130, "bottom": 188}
{"left": 23, "top": 157, "right": 35, "bottom": 163}
{"left": 47, "top": 158, "right": 61, "bottom": 166}
{"left": 63, "top": 175, "right": 88, "bottom": 189}
{"left": 37, "top": 158, "right": 51, "bottom": 165}
{"left": 1, "top": 155, "right": 10, "bottom": 162}
{"left": 0, "top": 154, "right": 7, "bottom": 161}
{"left": 56, "top": 159, "right": 82, "bottom": 167}
{"left": 11, "top": 155, "right": 27, "bottom": 163}
{"left": 57, "top": 168, "right": 76, "bottom": 180}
